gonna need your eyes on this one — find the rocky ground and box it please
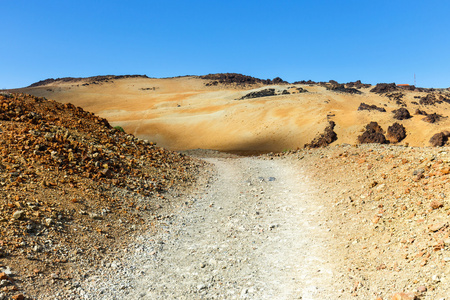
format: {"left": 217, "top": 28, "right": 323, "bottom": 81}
{"left": 288, "top": 144, "right": 450, "bottom": 299}
{"left": 0, "top": 93, "right": 204, "bottom": 299}
{"left": 3, "top": 92, "right": 450, "bottom": 300}
{"left": 29, "top": 143, "right": 450, "bottom": 300}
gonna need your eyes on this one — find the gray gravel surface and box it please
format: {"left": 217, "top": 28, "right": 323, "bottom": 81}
{"left": 61, "top": 156, "right": 340, "bottom": 299}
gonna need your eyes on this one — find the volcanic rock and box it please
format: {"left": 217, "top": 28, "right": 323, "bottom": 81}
{"left": 429, "top": 131, "right": 450, "bottom": 146}
{"left": 357, "top": 122, "right": 388, "bottom": 144}
{"left": 415, "top": 109, "right": 427, "bottom": 116}
{"left": 370, "top": 83, "right": 398, "bottom": 94}
{"left": 272, "top": 77, "right": 287, "bottom": 84}
{"left": 28, "top": 75, "right": 149, "bottom": 88}
{"left": 326, "top": 82, "right": 362, "bottom": 94}
{"left": 239, "top": 89, "right": 276, "bottom": 100}
{"left": 386, "top": 92, "right": 406, "bottom": 106}
{"left": 345, "top": 80, "right": 371, "bottom": 89}
{"left": 392, "top": 108, "right": 411, "bottom": 120}
{"left": 357, "top": 103, "right": 386, "bottom": 112}
{"left": 386, "top": 123, "right": 406, "bottom": 143}
{"left": 420, "top": 94, "right": 437, "bottom": 105}
{"left": 304, "top": 121, "right": 338, "bottom": 148}
{"left": 200, "top": 73, "right": 275, "bottom": 86}
{"left": 422, "top": 113, "right": 444, "bottom": 123}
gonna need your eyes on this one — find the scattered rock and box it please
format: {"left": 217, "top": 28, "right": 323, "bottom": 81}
{"left": 12, "top": 211, "right": 25, "bottom": 220}
{"left": 200, "top": 73, "right": 286, "bottom": 86}
{"left": 429, "top": 131, "right": 450, "bottom": 147}
{"left": 386, "top": 123, "right": 406, "bottom": 143}
{"left": 428, "top": 222, "right": 447, "bottom": 232}
{"left": 327, "top": 82, "right": 362, "bottom": 94}
{"left": 345, "top": 80, "right": 371, "bottom": 89}
{"left": 357, "top": 122, "right": 388, "bottom": 144}
{"left": 422, "top": 112, "right": 444, "bottom": 123}
{"left": 387, "top": 92, "right": 406, "bottom": 106}
{"left": 391, "top": 292, "right": 416, "bottom": 300}
{"left": 414, "top": 109, "right": 427, "bottom": 115}
{"left": 239, "top": 89, "right": 276, "bottom": 100}
{"left": 0, "top": 274, "right": 9, "bottom": 281}
{"left": 392, "top": 108, "right": 411, "bottom": 120}
{"left": 430, "top": 200, "right": 443, "bottom": 209}
{"left": 358, "top": 103, "right": 386, "bottom": 112}
{"left": 416, "top": 285, "right": 427, "bottom": 293}
{"left": 370, "top": 83, "right": 398, "bottom": 94}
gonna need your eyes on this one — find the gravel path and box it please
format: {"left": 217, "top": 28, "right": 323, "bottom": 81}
{"left": 73, "top": 156, "right": 339, "bottom": 299}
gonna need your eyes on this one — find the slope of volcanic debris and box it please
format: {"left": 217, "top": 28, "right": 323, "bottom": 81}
{"left": 28, "top": 75, "right": 150, "bottom": 88}
{"left": 274, "top": 144, "right": 450, "bottom": 298}
{"left": 0, "top": 93, "right": 204, "bottom": 299}
{"left": 199, "top": 73, "right": 287, "bottom": 86}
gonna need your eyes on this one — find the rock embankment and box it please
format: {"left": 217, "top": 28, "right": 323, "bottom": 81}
{"left": 0, "top": 93, "right": 204, "bottom": 299}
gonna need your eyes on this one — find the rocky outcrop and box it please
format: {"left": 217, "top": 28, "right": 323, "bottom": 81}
{"left": 392, "top": 108, "right": 411, "bottom": 120}
{"left": 304, "top": 121, "right": 338, "bottom": 148}
{"left": 386, "top": 122, "right": 406, "bottom": 143}
{"left": 419, "top": 93, "right": 450, "bottom": 106}
{"left": 292, "top": 80, "right": 317, "bottom": 85}
{"left": 326, "top": 82, "right": 362, "bottom": 94}
{"left": 422, "top": 113, "right": 444, "bottom": 123}
{"left": 357, "top": 122, "right": 388, "bottom": 144}
{"left": 357, "top": 103, "right": 386, "bottom": 112}
{"left": 429, "top": 131, "right": 450, "bottom": 146}
{"left": 239, "top": 88, "right": 276, "bottom": 100}
{"left": 200, "top": 73, "right": 288, "bottom": 86}
{"left": 370, "top": 83, "right": 398, "bottom": 94}
{"left": 238, "top": 88, "right": 297, "bottom": 100}
{"left": 345, "top": 80, "right": 371, "bottom": 89}
{"left": 28, "top": 75, "right": 149, "bottom": 87}
{"left": 386, "top": 92, "right": 406, "bottom": 106}
{"left": 415, "top": 109, "right": 428, "bottom": 115}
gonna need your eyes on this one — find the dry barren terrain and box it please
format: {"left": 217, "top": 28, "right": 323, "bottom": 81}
{"left": 10, "top": 74, "right": 450, "bottom": 152}
{"left": 2, "top": 74, "right": 450, "bottom": 299}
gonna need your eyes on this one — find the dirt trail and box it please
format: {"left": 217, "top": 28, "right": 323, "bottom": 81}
{"left": 76, "top": 157, "right": 340, "bottom": 299}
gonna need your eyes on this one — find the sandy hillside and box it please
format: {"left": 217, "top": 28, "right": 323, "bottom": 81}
{"left": 10, "top": 74, "right": 450, "bottom": 152}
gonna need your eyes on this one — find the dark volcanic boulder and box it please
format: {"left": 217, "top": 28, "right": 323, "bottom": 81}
{"left": 420, "top": 94, "right": 437, "bottom": 105}
{"left": 386, "top": 92, "right": 406, "bottom": 106}
{"left": 386, "top": 122, "right": 406, "bottom": 143}
{"left": 415, "top": 109, "right": 428, "bottom": 115}
{"left": 392, "top": 108, "right": 411, "bottom": 120}
{"left": 357, "top": 122, "right": 388, "bottom": 144}
{"left": 293, "top": 80, "right": 317, "bottom": 85}
{"left": 272, "top": 77, "right": 287, "bottom": 84}
{"left": 429, "top": 131, "right": 450, "bottom": 147}
{"left": 305, "top": 121, "right": 338, "bottom": 148}
{"left": 239, "top": 88, "right": 276, "bottom": 100}
{"left": 370, "top": 83, "right": 398, "bottom": 94}
{"left": 327, "top": 82, "right": 362, "bottom": 94}
{"left": 345, "top": 80, "right": 371, "bottom": 89}
{"left": 358, "top": 103, "right": 386, "bottom": 112}
{"left": 422, "top": 113, "right": 444, "bottom": 123}
{"left": 200, "top": 73, "right": 273, "bottom": 86}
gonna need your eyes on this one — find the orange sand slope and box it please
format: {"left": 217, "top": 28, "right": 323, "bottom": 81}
{"left": 11, "top": 76, "right": 450, "bottom": 152}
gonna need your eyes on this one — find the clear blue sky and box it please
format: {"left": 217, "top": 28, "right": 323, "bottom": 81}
{"left": 2, "top": 0, "right": 450, "bottom": 88}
